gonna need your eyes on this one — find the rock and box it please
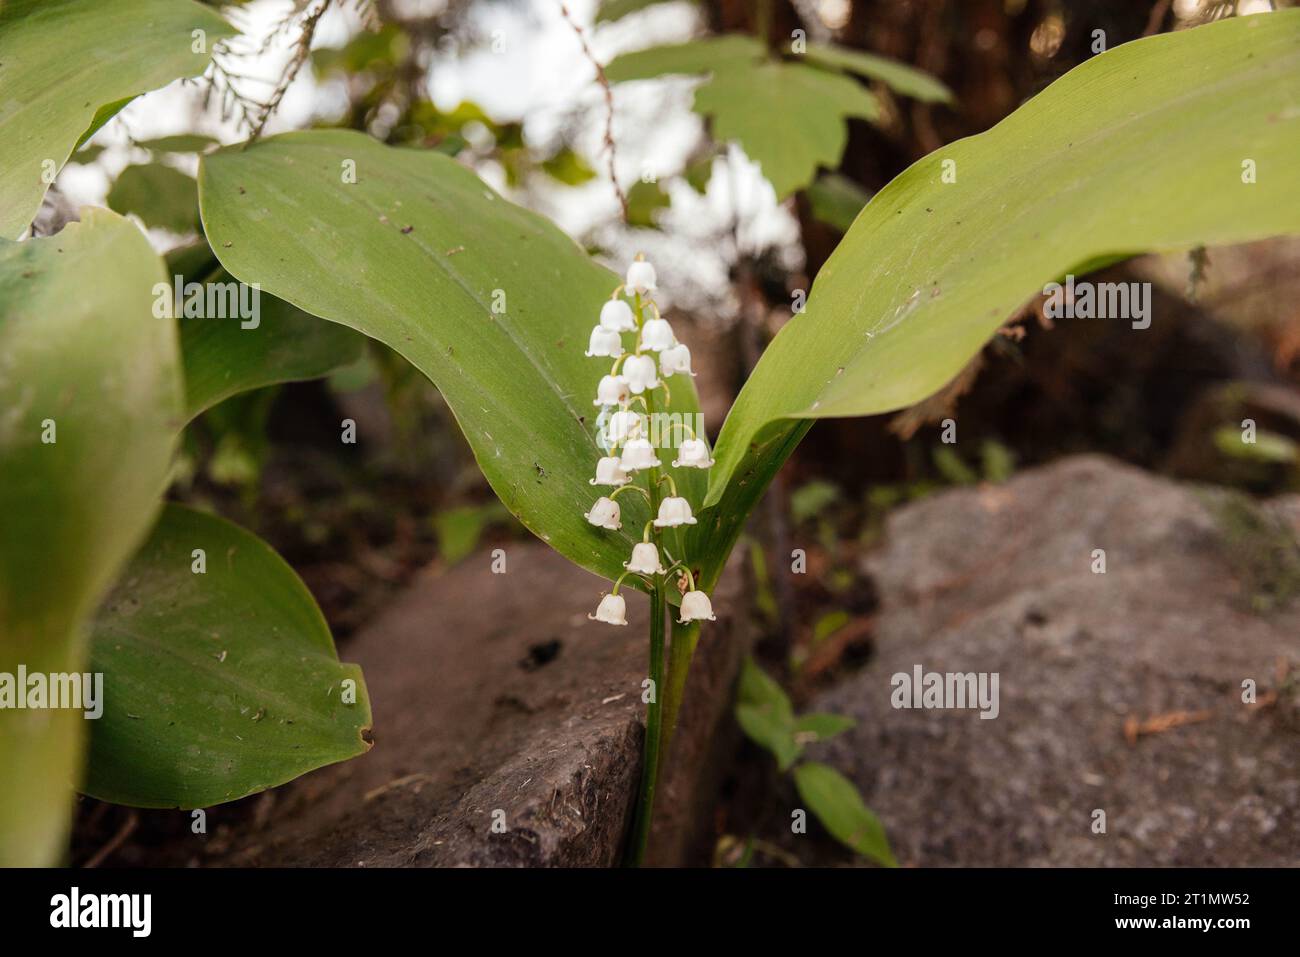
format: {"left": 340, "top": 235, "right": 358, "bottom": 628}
{"left": 806, "top": 455, "right": 1300, "bottom": 866}
{"left": 193, "top": 543, "right": 747, "bottom": 867}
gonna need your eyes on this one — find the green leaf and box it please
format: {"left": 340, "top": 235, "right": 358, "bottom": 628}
{"left": 136, "top": 133, "right": 220, "bottom": 154}
{"left": 604, "top": 37, "right": 877, "bottom": 198}
{"left": 108, "top": 163, "right": 201, "bottom": 234}
{"left": 789, "top": 478, "right": 841, "bottom": 524}
{"left": 1214, "top": 425, "right": 1298, "bottom": 464}
{"left": 626, "top": 178, "right": 671, "bottom": 228}
{"left": 736, "top": 704, "right": 801, "bottom": 772}
{"left": 542, "top": 146, "right": 598, "bottom": 186}
{"left": 794, "top": 712, "right": 856, "bottom": 742}
{"left": 84, "top": 504, "right": 372, "bottom": 808}
{"left": 735, "top": 657, "right": 799, "bottom": 769}
{"left": 801, "top": 42, "right": 954, "bottom": 104}
{"left": 807, "top": 173, "right": 872, "bottom": 233}
{"left": 163, "top": 243, "right": 365, "bottom": 422}
{"left": 596, "top": 0, "right": 694, "bottom": 24}
{"left": 685, "top": 154, "right": 715, "bottom": 194}
{"left": 737, "top": 656, "right": 794, "bottom": 721}
{"left": 703, "top": 12, "right": 1300, "bottom": 538}
{"left": 694, "top": 61, "right": 879, "bottom": 199}
{"left": 603, "top": 34, "right": 765, "bottom": 83}
{"left": 198, "top": 129, "right": 706, "bottom": 592}
{"left": 794, "top": 762, "right": 896, "bottom": 866}
{"left": 70, "top": 144, "right": 106, "bottom": 164}
{"left": 0, "top": 209, "right": 181, "bottom": 864}
{"left": 434, "top": 502, "right": 511, "bottom": 566}
{"left": 0, "top": 0, "right": 233, "bottom": 238}
{"left": 810, "top": 610, "right": 850, "bottom": 646}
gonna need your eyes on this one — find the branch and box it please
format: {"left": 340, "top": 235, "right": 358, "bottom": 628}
{"left": 558, "top": 3, "right": 629, "bottom": 223}
{"left": 248, "top": 0, "right": 333, "bottom": 144}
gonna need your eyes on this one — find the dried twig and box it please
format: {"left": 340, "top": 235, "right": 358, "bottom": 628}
{"left": 558, "top": 3, "right": 628, "bottom": 222}
{"left": 83, "top": 810, "right": 138, "bottom": 869}
{"left": 248, "top": 0, "right": 334, "bottom": 144}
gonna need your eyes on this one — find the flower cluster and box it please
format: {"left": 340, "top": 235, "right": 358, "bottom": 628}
{"left": 585, "top": 255, "right": 716, "bottom": 628}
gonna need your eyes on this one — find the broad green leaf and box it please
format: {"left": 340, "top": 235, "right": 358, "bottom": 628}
{"left": 163, "top": 243, "right": 365, "bottom": 422}
{"left": 0, "top": 0, "right": 233, "bottom": 238}
{"left": 84, "top": 504, "right": 371, "bottom": 808}
{"left": 794, "top": 712, "right": 857, "bottom": 742}
{"left": 794, "top": 762, "right": 896, "bottom": 866}
{"left": 801, "top": 42, "right": 954, "bottom": 104}
{"left": 137, "top": 133, "right": 220, "bottom": 154}
{"left": 694, "top": 61, "right": 879, "bottom": 199}
{"left": 605, "top": 37, "right": 877, "bottom": 197}
{"left": 198, "top": 130, "right": 705, "bottom": 591}
{"left": 702, "top": 11, "right": 1300, "bottom": 546}
{"left": 0, "top": 209, "right": 181, "bottom": 864}
{"left": 596, "top": 0, "right": 695, "bottom": 23}
{"left": 108, "top": 163, "right": 201, "bottom": 234}
{"left": 807, "top": 173, "right": 872, "bottom": 233}
{"left": 603, "top": 35, "right": 765, "bottom": 83}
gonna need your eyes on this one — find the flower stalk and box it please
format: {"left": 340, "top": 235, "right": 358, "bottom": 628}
{"left": 582, "top": 255, "right": 717, "bottom": 866}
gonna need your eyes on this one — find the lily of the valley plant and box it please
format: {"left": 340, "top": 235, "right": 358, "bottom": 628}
{"left": 582, "top": 255, "right": 716, "bottom": 861}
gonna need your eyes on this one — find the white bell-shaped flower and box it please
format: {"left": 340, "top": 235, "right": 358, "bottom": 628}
{"left": 584, "top": 496, "right": 621, "bottom": 530}
{"left": 619, "top": 437, "right": 661, "bottom": 471}
{"left": 622, "top": 354, "right": 660, "bottom": 394}
{"left": 590, "top": 456, "right": 630, "bottom": 486}
{"left": 604, "top": 409, "right": 644, "bottom": 445}
{"left": 678, "top": 590, "right": 716, "bottom": 623}
{"left": 593, "top": 374, "right": 630, "bottom": 407}
{"left": 625, "top": 542, "right": 665, "bottom": 575}
{"left": 626, "top": 258, "right": 657, "bottom": 295}
{"left": 672, "top": 437, "right": 715, "bottom": 469}
{"left": 585, "top": 325, "right": 624, "bottom": 358}
{"left": 590, "top": 592, "right": 628, "bottom": 626}
{"left": 653, "top": 495, "right": 697, "bottom": 527}
{"left": 660, "top": 342, "right": 695, "bottom": 377}
{"left": 640, "top": 317, "right": 675, "bottom": 352}
{"left": 600, "top": 299, "right": 636, "bottom": 332}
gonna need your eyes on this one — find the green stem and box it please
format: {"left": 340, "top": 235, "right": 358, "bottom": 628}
{"left": 661, "top": 617, "right": 699, "bottom": 756}
{"left": 629, "top": 582, "right": 665, "bottom": 866}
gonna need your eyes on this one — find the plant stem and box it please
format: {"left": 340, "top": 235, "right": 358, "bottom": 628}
{"left": 661, "top": 617, "right": 699, "bottom": 755}
{"left": 629, "top": 582, "right": 665, "bottom": 866}
{"left": 628, "top": 291, "right": 666, "bottom": 866}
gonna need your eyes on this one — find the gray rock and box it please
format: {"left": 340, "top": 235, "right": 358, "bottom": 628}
{"left": 202, "top": 543, "right": 747, "bottom": 867}
{"left": 808, "top": 454, "right": 1300, "bottom": 866}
